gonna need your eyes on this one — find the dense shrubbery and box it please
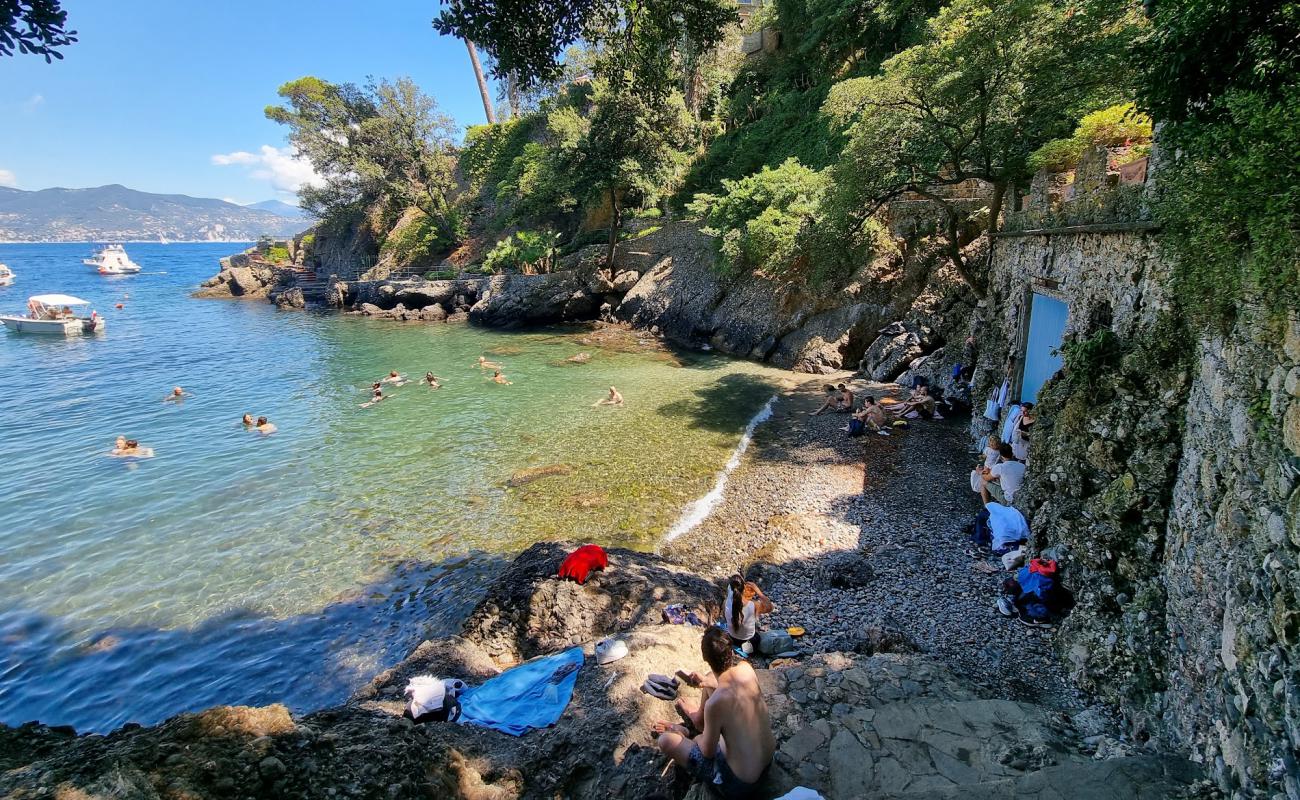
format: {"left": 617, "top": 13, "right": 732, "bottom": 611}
{"left": 1027, "top": 103, "right": 1153, "bottom": 173}
{"left": 379, "top": 211, "right": 457, "bottom": 268}
{"left": 482, "top": 230, "right": 561, "bottom": 273}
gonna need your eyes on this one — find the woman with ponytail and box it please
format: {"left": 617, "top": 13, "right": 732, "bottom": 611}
{"left": 723, "top": 573, "right": 773, "bottom": 654}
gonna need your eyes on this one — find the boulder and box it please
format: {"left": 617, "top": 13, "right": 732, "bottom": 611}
{"left": 611, "top": 270, "right": 640, "bottom": 293}
{"left": 860, "top": 321, "right": 936, "bottom": 381}
{"left": 420, "top": 303, "right": 448, "bottom": 322}
{"left": 226, "top": 266, "right": 263, "bottom": 297}
{"left": 325, "top": 281, "right": 348, "bottom": 308}
{"left": 396, "top": 283, "right": 457, "bottom": 310}
{"left": 470, "top": 273, "right": 599, "bottom": 327}
{"left": 772, "top": 302, "right": 885, "bottom": 374}
{"left": 895, "top": 347, "right": 949, "bottom": 389}
{"left": 459, "top": 541, "right": 719, "bottom": 662}
{"left": 273, "top": 287, "right": 305, "bottom": 310}
{"left": 358, "top": 303, "right": 383, "bottom": 316}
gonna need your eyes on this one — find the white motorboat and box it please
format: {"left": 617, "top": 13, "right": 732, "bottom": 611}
{"left": 84, "top": 244, "right": 142, "bottom": 275}
{"left": 0, "top": 294, "right": 105, "bottom": 335}
{"left": 0, "top": 264, "right": 13, "bottom": 285}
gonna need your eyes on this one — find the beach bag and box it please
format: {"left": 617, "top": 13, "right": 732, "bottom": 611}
{"left": 403, "top": 676, "right": 465, "bottom": 723}
{"left": 758, "top": 630, "right": 795, "bottom": 656}
{"left": 848, "top": 418, "right": 865, "bottom": 437}
{"left": 970, "top": 470, "right": 985, "bottom": 493}
{"left": 1001, "top": 547, "right": 1026, "bottom": 571}
{"left": 983, "top": 397, "right": 1001, "bottom": 421}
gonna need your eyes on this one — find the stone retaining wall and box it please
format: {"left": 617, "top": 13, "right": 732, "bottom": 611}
{"left": 975, "top": 227, "right": 1300, "bottom": 798}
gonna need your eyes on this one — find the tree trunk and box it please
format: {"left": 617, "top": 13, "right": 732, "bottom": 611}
{"left": 506, "top": 71, "right": 521, "bottom": 119}
{"left": 464, "top": 39, "right": 496, "bottom": 124}
{"left": 988, "top": 180, "right": 1006, "bottom": 234}
{"left": 605, "top": 187, "right": 620, "bottom": 270}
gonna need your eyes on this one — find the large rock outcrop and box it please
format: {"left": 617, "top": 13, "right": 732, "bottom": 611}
{"left": 469, "top": 272, "right": 598, "bottom": 327}
{"left": 194, "top": 252, "right": 284, "bottom": 299}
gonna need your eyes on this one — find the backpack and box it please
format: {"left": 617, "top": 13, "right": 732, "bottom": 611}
{"left": 848, "top": 418, "right": 865, "bottom": 437}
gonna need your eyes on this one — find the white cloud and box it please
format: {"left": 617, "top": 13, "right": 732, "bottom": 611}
{"left": 0, "top": 169, "right": 17, "bottom": 188}
{"left": 211, "top": 145, "right": 322, "bottom": 194}
{"left": 22, "top": 94, "right": 45, "bottom": 113}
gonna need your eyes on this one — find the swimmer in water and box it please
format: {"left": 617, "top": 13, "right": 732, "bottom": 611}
{"left": 422, "top": 372, "right": 441, "bottom": 389}
{"left": 241, "top": 413, "right": 254, "bottom": 427}
{"left": 477, "top": 355, "right": 503, "bottom": 370}
{"left": 592, "top": 386, "right": 624, "bottom": 407}
{"left": 360, "top": 387, "right": 386, "bottom": 408}
{"left": 491, "top": 370, "right": 512, "bottom": 385}
{"left": 163, "top": 386, "right": 191, "bottom": 403}
{"left": 254, "top": 416, "right": 277, "bottom": 435}
{"left": 110, "top": 436, "right": 154, "bottom": 458}
{"left": 381, "top": 370, "right": 408, "bottom": 386}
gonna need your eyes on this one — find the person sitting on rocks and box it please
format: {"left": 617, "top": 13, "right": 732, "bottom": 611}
{"left": 491, "top": 370, "right": 512, "bottom": 385}
{"left": 837, "top": 383, "right": 854, "bottom": 411}
{"left": 593, "top": 386, "right": 624, "bottom": 407}
{"left": 859, "top": 396, "right": 889, "bottom": 433}
{"left": 652, "top": 626, "right": 775, "bottom": 799}
{"left": 422, "top": 372, "right": 441, "bottom": 389}
{"left": 890, "top": 384, "right": 938, "bottom": 419}
{"left": 1011, "top": 402, "right": 1035, "bottom": 461}
{"left": 810, "top": 384, "right": 839, "bottom": 416}
{"left": 979, "top": 443, "right": 1025, "bottom": 504}
{"left": 968, "top": 500, "right": 1030, "bottom": 556}
{"left": 724, "top": 574, "right": 773, "bottom": 654}
{"left": 477, "top": 355, "right": 502, "bottom": 370}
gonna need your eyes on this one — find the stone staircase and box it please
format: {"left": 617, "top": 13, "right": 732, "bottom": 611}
{"left": 290, "top": 266, "right": 328, "bottom": 304}
{"left": 711, "top": 653, "right": 1208, "bottom": 800}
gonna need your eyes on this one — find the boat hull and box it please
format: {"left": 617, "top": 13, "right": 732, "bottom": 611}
{"left": 0, "top": 316, "right": 104, "bottom": 335}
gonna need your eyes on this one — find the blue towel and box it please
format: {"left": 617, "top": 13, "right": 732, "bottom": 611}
{"left": 458, "top": 647, "right": 584, "bottom": 736}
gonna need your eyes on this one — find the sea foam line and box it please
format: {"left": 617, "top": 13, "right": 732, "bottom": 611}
{"left": 661, "top": 394, "right": 777, "bottom": 545}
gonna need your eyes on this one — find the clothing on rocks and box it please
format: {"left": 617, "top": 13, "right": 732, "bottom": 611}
{"left": 1001, "top": 546, "right": 1027, "bottom": 571}
{"left": 458, "top": 647, "right": 583, "bottom": 736}
{"left": 974, "top": 502, "right": 1030, "bottom": 552}
{"left": 662, "top": 604, "right": 707, "bottom": 626}
{"left": 641, "top": 673, "right": 680, "bottom": 701}
{"left": 1001, "top": 404, "right": 1024, "bottom": 444}
{"left": 1028, "top": 558, "right": 1058, "bottom": 576}
{"left": 595, "top": 637, "right": 629, "bottom": 665}
{"left": 775, "top": 789, "right": 828, "bottom": 800}
{"left": 1002, "top": 564, "right": 1075, "bottom": 623}
{"left": 989, "top": 459, "right": 1026, "bottom": 503}
{"left": 403, "top": 675, "right": 466, "bottom": 723}
{"left": 557, "top": 544, "right": 608, "bottom": 585}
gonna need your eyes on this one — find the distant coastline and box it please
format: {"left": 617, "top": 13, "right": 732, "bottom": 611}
{"left": 0, "top": 239, "right": 258, "bottom": 245}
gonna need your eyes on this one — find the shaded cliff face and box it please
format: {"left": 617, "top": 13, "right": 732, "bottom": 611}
{"left": 978, "top": 229, "right": 1300, "bottom": 798}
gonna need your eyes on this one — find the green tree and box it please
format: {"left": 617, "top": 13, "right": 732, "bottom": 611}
{"left": 570, "top": 80, "right": 694, "bottom": 267}
{"left": 434, "top": 0, "right": 737, "bottom": 97}
{"left": 823, "top": 0, "right": 1138, "bottom": 296}
{"left": 1, "top": 0, "right": 76, "bottom": 61}
{"left": 266, "top": 77, "right": 461, "bottom": 238}
{"left": 1136, "top": 0, "right": 1300, "bottom": 326}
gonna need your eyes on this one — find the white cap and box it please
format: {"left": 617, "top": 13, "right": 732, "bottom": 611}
{"left": 596, "top": 637, "right": 629, "bottom": 665}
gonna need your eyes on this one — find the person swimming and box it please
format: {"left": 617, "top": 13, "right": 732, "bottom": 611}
{"left": 163, "top": 386, "right": 190, "bottom": 402}
{"left": 477, "top": 356, "right": 503, "bottom": 370}
{"left": 360, "top": 387, "right": 386, "bottom": 408}
{"left": 491, "top": 370, "right": 512, "bottom": 385}
{"left": 422, "top": 372, "right": 441, "bottom": 389}
{"left": 110, "top": 436, "right": 154, "bottom": 458}
{"left": 241, "top": 413, "right": 254, "bottom": 427}
{"left": 592, "top": 386, "right": 624, "bottom": 407}
{"left": 381, "top": 371, "right": 408, "bottom": 386}
{"left": 254, "top": 416, "right": 277, "bottom": 435}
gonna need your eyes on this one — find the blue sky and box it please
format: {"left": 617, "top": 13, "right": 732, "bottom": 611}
{"left": 0, "top": 1, "right": 500, "bottom": 205}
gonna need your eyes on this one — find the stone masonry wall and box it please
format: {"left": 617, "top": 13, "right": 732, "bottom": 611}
{"left": 975, "top": 228, "right": 1300, "bottom": 799}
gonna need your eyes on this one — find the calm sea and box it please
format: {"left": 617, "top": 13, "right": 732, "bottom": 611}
{"left": 0, "top": 242, "right": 780, "bottom": 732}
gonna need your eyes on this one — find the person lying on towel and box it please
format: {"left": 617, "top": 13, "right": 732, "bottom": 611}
{"left": 652, "top": 627, "right": 776, "bottom": 799}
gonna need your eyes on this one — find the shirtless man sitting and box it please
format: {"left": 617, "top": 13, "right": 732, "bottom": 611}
{"left": 653, "top": 627, "right": 775, "bottom": 799}
{"left": 854, "top": 396, "right": 890, "bottom": 434}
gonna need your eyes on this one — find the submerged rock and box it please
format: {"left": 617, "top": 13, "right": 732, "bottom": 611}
{"left": 506, "top": 464, "right": 574, "bottom": 487}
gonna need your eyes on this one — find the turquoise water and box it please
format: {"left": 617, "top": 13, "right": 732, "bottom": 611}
{"left": 0, "top": 243, "right": 781, "bottom": 732}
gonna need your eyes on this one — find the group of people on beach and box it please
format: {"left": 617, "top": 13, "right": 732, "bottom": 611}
{"left": 108, "top": 386, "right": 276, "bottom": 459}
{"left": 809, "top": 375, "right": 958, "bottom": 438}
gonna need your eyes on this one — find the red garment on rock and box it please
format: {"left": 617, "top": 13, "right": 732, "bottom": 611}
{"left": 1028, "top": 558, "right": 1058, "bottom": 577}
{"left": 558, "top": 544, "right": 609, "bottom": 585}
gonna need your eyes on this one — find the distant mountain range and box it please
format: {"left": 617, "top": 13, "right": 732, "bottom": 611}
{"left": 0, "top": 185, "right": 312, "bottom": 242}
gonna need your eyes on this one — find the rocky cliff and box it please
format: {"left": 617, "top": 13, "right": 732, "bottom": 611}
{"left": 974, "top": 227, "right": 1300, "bottom": 799}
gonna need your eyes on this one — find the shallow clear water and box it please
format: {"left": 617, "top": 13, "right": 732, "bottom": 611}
{"left": 0, "top": 243, "right": 781, "bottom": 732}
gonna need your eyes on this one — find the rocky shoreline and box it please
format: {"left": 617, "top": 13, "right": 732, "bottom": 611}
{"left": 0, "top": 375, "right": 1210, "bottom": 799}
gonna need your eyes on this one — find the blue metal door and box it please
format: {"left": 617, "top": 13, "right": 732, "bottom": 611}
{"left": 1021, "top": 294, "right": 1068, "bottom": 403}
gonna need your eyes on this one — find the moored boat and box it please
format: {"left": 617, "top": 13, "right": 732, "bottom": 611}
{"left": 84, "top": 244, "right": 142, "bottom": 275}
{"left": 0, "top": 294, "right": 105, "bottom": 335}
{"left": 0, "top": 264, "right": 13, "bottom": 285}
